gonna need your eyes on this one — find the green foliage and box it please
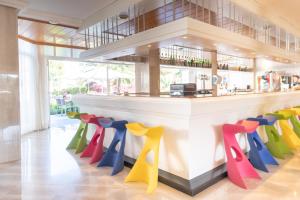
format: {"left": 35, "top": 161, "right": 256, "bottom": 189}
{"left": 52, "top": 86, "right": 88, "bottom": 96}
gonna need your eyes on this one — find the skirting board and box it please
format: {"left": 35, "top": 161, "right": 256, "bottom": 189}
{"left": 123, "top": 155, "right": 227, "bottom": 196}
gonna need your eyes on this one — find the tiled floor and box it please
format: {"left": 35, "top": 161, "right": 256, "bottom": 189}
{"left": 1, "top": 121, "right": 300, "bottom": 199}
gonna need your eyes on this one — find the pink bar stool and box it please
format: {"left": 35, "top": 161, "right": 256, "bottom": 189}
{"left": 222, "top": 120, "right": 261, "bottom": 189}
{"left": 80, "top": 114, "right": 105, "bottom": 164}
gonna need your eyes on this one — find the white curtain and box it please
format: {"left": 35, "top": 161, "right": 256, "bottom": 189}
{"left": 19, "top": 40, "right": 50, "bottom": 134}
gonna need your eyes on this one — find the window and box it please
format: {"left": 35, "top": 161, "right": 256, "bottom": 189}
{"left": 48, "top": 60, "right": 135, "bottom": 115}
{"left": 108, "top": 64, "right": 135, "bottom": 94}
{"left": 160, "top": 67, "right": 189, "bottom": 92}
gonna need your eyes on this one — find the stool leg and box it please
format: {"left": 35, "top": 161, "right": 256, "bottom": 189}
{"left": 290, "top": 116, "right": 300, "bottom": 138}
{"left": 125, "top": 147, "right": 150, "bottom": 184}
{"left": 278, "top": 120, "right": 300, "bottom": 149}
{"left": 75, "top": 123, "right": 88, "bottom": 154}
{"left": 125, "top": 142, "right": 160, "bottom": 194}
{"left": 147, "top": 145, "right": 159, "bottom": 194}
{"left": 247, "top": 132, "right": 278, "bottom": 172}
{"left": 90, "top": 127, "right": 105, "bottom": 164}
{"left": 67, "top": 122, "right": 85, "bottom": 150}
{"left": 111, "top": 136, "right": 126, "bottom": 176}
{"left": 98, "top": 137, "right": 119, "bottom": 167}
{"left": 265, "top": 126, "right": 292, "bottom": 159}
{"left": 223, "top": 131, "right": 260, "bottom": 189}
{"left": 98, "top": 129, "right": 126, "bottom": 175}
{"left": 81, "top": 131, "right": 100, "bottom": 158}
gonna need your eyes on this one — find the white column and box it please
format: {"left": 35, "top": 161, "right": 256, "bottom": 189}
{"left": 135, "top": 62, "right": 149, "bottom": 93}
{"left": 0, "top": 5, "right": 20, "bottom": 163}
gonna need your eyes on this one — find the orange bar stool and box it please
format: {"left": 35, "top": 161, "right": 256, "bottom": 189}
{"left": 125, "top": 123, "right": 164, "bottom": 194}
{"left": 80, "top": 114, "right": 105, "bottom": 164}
{"left": 222, "top": 120, "right": 261, "bottom": 189}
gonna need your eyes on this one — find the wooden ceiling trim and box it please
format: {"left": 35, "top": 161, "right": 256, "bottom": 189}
{"left": 18, "top": 16, "right": 79, "bottom": 29}
{"left": 18, "top": 35, "right": 88, "bottom": 50}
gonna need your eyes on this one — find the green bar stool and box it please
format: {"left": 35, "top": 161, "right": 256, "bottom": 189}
{"left": 267, "top": 112, "right": 300, "bottom": 150}
{"left": 66, "top": 112, "right": 90, "bottom": 154}
{"left": 262, "top": 115, "right": 292, "bottom": 159}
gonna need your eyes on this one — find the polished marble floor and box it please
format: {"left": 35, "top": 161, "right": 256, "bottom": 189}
{"left": 1, "top": 122, "right": 300, "bottom": 199}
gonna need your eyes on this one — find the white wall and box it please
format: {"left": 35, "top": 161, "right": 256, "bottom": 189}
{"left": 256, "top": 58, "right": 300, "bottom": 74}
{"left": 135, "top": 62, "right": 149, "bottom": 93}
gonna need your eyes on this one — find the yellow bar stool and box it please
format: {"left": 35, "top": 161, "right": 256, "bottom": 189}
{"left": 270, "top": 111, "right": 300, "bottom": 150}
{"left": 278, "top": 108, "right": 300, "bottom": 138}
{"left": 125, "top": 123, "right": 164, "bottom": 194}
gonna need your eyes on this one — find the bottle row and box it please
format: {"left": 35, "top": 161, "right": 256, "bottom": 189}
{"left": 160, "top": 57, "right": 212, "bottom": 68}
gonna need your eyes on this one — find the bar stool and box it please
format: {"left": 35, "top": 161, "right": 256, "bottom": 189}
{"left": 66, "top": 112, "right": 89, "bottom": 153}
{"left": 268, "top": 112, "right": 300, "bottom": 150}
{"left": 261, "top": 115, "right": 292, "bottom": 159}
{"left": 278, "top": 109, "right": 300, "bottom": 138}
{"left": 222, "top": 120, "right": 261, "bottom": 189}
{"left": 291, "top": 108, "right": 300, "bottom": 135}
{"left": 246, "top": 117, "right": 278, "bottom": 172}
{"left": 98, "top": 118, "right": 128, "bottom": 176}
{"left": 80, "top": 114, "right": 105, "bottom": 164}
{"left": 125, "top": 123, "right": 164, "bottom": 194}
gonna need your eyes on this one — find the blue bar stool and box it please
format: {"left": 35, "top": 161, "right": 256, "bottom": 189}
{"left": 98, "top": 118, "right": 128, "bottom": 176}
{"left": 247, "top": 117, "right": 278, "bottom": 172}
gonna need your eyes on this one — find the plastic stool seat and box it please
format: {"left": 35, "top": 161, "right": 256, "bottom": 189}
{"left": 222, "top": 120, "right": 261, "bottom": 189}
{"left": 67, "top": 112, "right": 82, "bottom": 119}
{"left": 125, "top": 123, "right": 164, "bottom": 194}
{"left": 97, "top": 118, "right": 128, "bottom": 175}
{"left": 66, "top": 112, "right": 89, "bottom": 153}
{"left": 80, "top": 113, "right": 98, "bottom": 124}
{"left": 80, "top": 114, "right": 105, "bottom": 164}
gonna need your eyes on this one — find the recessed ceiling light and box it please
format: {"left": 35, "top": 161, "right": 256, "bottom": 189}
{"left": 147, "top": 44, "right": 152, "bottom": 48}
{"left": 182, "top": 36, "right": 188, "bottom": 39}
{"left": 119, "top": 12, "right": 129, "bottom": 20}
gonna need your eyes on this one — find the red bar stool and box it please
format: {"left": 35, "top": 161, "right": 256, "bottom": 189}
{"left": 80, "top": 114, "right": 105, "bottom": 164}
{"left": 222, "top": 120, "right": 261, "bottom": 189}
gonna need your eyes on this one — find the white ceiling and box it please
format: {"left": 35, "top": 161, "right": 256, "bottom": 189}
{"left": 19, "top": 0, "right": 117, "bottom": 26}
{"left": 28, "top": 0, "right": 116, "bottom": 19}
{"left": 231, "top": 0, "right": 300, "bottom": 37}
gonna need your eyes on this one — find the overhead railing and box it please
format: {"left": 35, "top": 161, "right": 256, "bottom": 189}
{"left": 81, "top": 0, "right": 300, "bottom": 54}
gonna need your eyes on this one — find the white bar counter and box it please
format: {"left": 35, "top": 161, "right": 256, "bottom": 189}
{"left": 73, "top": 91, "right": 300, "bottom": 194}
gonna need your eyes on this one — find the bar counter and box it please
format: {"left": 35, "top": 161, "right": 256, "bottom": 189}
{"left": 73, "top": 91, "right": 300, "bottom": 195}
